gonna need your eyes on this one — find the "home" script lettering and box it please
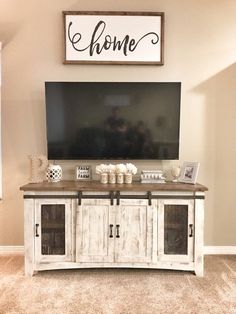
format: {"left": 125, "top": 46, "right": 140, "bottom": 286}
{"left": 68, "top": 21, "right": 159, "bottom": 57}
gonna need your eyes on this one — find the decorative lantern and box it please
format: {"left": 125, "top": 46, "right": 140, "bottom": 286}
{"left": 46, "top": 164, "right": 62, "bottom": 182}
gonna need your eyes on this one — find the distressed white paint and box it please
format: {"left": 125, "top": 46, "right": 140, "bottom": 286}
{"left": 115, "top": 199, "right": 153, "bottom": 263}
{"left": 152, "top": 199, "right": 158, "bottom": 264}
{"left": 76, "top": 199, "right": 114, "bottom": 263}
{"left": 23, "top": 189, "right": 205, "bottom": 276}
{"left": 71, "top": 199, "right": 77, "bottom": 262}
{"left": 194, "top": 196, "right": 204, "bottom": 276}
{"left": 158, "top": 199, "right": 194, "bottom": 263}
{"left": 3, "top": 245, "right": 236, "bottom": 255}
{"left": 35, "top": 261, "right": 195, "bottom": 272}
{"left": 34, "top": 198, "right": 73, "bottom": 264}
{"left": 24, "top": 198, "right": 35, "bottom": 276}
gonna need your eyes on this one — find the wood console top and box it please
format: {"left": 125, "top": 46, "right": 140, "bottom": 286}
{"left": 20, "top": 180, "right": 208, "bottom": 192}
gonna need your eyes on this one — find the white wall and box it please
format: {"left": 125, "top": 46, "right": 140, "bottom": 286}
{"left": 0, "top": 0, "right": 236, "bottom": 246}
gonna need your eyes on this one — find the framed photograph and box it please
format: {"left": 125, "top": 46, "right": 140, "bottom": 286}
{"left": 76, "top": 165, "right": 92, "bottom": 180}
{"left": 63, "top": 11, "right": 164, "bottom": 65}
{"left": 179, "top": 162, "right": 200, "bottom": 184}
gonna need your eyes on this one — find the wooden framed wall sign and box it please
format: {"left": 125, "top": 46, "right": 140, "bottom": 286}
{"left": 63, "top": 11, "right": 164, "bottom": 65}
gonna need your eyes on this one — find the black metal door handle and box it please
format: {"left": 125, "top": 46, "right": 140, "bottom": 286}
{"left": 189, "top": 224, "right": 193, "bottom": 237}
{"left": 35, "top": 224, "right": 39, "bottom": 237}
{"left": 109, "top": 224, "right": 114, "bottom": 238}
{"left": 116, "top": 225, "right": 120, "bottom": 238}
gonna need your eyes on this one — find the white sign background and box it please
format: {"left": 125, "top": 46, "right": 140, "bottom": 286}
{"left": 63, "top": 12, "right": 164, "bottom": 64}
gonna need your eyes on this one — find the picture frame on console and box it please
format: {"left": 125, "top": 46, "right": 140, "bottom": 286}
{"left": 63, "top": 11, "right": 164, "bottom": 65}
{"left": 179, "top": 161, "right": 200, "bottom": 184}
{"left": 76, "top": 165, "right": 92, "bottom": 180}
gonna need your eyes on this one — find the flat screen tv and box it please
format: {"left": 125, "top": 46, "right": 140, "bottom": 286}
{"left": 45, "top": 82, "right": 181, "bottom": 160}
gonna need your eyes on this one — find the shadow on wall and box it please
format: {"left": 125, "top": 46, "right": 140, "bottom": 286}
{"left": 192, "top": 63, "right": 236, "bottom": 244}
{"left": 0, "top": 22, "right": 22, "bottom": 47}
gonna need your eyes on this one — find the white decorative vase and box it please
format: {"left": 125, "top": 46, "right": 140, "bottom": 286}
{"left": 100, "top": 173, "right": 108, "bottom": 184}
{"left": 171, "top": 166, "right": 181, "bottom": 182}
{"left": 117, "top": 173, "right": 124, "bottom": 184}
{"left": 125, "top": 173, "right": 132, "bottom": 184}
{"left": 46, "top": 164, "right": 62, "bottom": 182}
{"left": 108, "top": 172, "right": 116, "bottom": 184}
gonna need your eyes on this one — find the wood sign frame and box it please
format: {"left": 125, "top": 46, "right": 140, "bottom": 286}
{"left": 63, "top": 11, "right": 164, "bottom": 65}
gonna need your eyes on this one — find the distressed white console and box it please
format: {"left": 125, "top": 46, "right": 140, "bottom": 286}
{"left": 20, "top": 181, "right": 208, "bottom": 276}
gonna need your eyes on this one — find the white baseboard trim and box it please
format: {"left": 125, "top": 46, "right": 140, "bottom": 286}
{"left": 0, "top": 246, "right": 24, "bottom": 254}
{"left": 0, "top": 245, "right": 235, "bottom": 255}
{"left": 204, "top": 246, "right": 236, "bottom": 255}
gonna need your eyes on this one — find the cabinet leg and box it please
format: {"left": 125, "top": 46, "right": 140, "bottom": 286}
{"left": 25, "top": 269, "right": 35, "bottom": 276}
{"left": 195, "top": 268, "right": 204, "bottom": 277}
{"left": 195, "top": 260, "right": 204, "bottom": 277}
{"left": 25, "top": 264, "right": 36, "bottom": 276}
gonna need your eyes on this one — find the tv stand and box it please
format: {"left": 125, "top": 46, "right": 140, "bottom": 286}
{"left": 20, "top": 181, "right": 207, "bottom": 276}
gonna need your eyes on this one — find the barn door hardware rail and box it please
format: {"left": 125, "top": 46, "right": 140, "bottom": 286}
{"left": 24, "top": 191, "right": 204, "bottom": 202}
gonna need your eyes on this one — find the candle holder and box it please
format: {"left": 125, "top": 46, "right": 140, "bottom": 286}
{"left": 108, "top": 172, "right": 116, "bottom": 184}
{"left": 100, "top": 173, "right": 108, "bottom": 184}
{"left": 117, "top": 173, "right": 124, "bottom": 184}
{"left": 125, "top": 173, "right": 132, "bottom": 184}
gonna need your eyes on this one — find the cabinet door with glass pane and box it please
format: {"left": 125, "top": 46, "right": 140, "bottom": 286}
{"left": 158, "top": 199, "right": 194, "bottom": 263}
{"left": 35, "top": 199, "right": 73, "bottom": 263}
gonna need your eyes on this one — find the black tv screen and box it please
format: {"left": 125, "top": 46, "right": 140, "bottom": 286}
{"left": 45, "top": 82, "right": 181, "bottom": 160}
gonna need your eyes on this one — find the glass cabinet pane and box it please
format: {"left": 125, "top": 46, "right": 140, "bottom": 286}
{"left": 164, "top": 205, "right": 188, "bottom": 255}
{"left": 41, "top": 204, "right": 65, "bottom": 255}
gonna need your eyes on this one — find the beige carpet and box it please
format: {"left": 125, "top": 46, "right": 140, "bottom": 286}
{"left": 0, "top": 255, "right": 235, "bottom": 314}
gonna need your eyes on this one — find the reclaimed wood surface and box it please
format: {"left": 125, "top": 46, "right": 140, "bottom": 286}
{"left": 20, "top": 180, "right": 208, "bottom": 192}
